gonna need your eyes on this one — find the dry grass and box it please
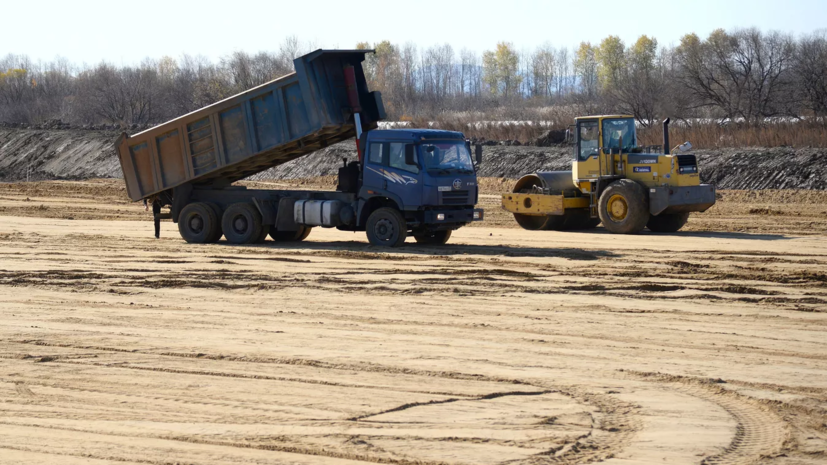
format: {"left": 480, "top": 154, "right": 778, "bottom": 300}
{"left": 416, "top": 111, "right": 827, "bottom": 148}
{"left": 638, "top": 120, "right": 827, "bottom": 148}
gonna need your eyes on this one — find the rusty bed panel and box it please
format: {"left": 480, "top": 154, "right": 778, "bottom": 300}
{"left": 117, "top": 50, "right": 383, "bottom": 201}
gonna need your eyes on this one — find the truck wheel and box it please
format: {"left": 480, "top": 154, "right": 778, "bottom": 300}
{"left": 647, "top": 212, "right": 690, "bottom": 233}
{"left": 221, "top": 203, "right": 263, "bottom": 244}
{"left": 255, "top": 226, "right": 270, "bottom": 243}
{"left": 204, "top": 202, "right": 224, "bottom": 243}
{"left": 269, "top": 226, "right": 312, "bottom": 242}
{"left": 178, "top": 202, "right": 219, "bottom": 244}
{"left": 414, "top": 230, "right": 452, "bottom": 245}
{"left": 366, "top": 207, "right": 407, "bottom": 247}
{"left": 598, "top": 180, "right": 649, "bottom": 234}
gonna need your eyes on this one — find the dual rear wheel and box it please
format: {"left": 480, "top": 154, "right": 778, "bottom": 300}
{"left": 179, "top": 202, "right": 312, "bottom": 245}
{"left": 178, "top": 202, "right": 220, "bottom": 243}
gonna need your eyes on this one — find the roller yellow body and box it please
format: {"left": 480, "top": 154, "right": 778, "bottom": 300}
{"left": 502, "top": 115, "right": 716, "bottom": 234}
{"left": 501, "top": 194, "right": 590, "bottom": 216}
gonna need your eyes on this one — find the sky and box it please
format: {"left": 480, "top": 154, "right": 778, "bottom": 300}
{"left": 2, "top": 0, "right": 825, "bottom": 65}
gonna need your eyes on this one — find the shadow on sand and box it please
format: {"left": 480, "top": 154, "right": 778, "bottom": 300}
{"left": 220, "top": 238, "right": 617, "bottom": 261}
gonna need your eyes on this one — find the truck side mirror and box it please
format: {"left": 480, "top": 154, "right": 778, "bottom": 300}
{"left": 405, "top": 144, "right": 415, "bottom": 165}
{"left": 475, "top": 145, "right": 483, "bottom": 164}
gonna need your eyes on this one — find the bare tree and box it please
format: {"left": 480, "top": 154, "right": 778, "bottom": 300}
{"left": 531, "top": 43, "right": 555, "bottom": 98}
{"left": 676, "top": 28, "right": 796, "bottom": 122}
{"left": 793, "top": 31, "right": 827, "bottom": 116}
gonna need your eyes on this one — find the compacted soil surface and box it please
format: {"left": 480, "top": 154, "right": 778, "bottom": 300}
{"left": 0, "top": 180, "right": 825, "bottom": 464}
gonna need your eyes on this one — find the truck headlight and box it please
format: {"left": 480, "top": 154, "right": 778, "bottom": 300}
{"left": 437, "top": 213, "right": 445, "bottom": 221}
{"left": 473, "top": 211, "right": 480, "bottom": 219}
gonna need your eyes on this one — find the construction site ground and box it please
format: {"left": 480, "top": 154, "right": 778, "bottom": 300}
{"left": 0, "top": 178, "right": 826, "bottom": 464}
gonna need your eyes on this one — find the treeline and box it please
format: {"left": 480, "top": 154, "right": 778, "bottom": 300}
{"left": 1, "top": 29, "right": 826, "bottom": 130}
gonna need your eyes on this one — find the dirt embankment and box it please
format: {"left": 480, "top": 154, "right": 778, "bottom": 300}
{"left": 0, "top": 128, "right": 121, "bottom": 182}
{"left": 2, "top": 128, "right": 826, "bottom": 189}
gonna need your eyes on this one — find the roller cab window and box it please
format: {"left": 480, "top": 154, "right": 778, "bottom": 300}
{"left": 577, "top": 121, "right": 599, "bottom": 161}
{"left": 602, "top": 118, "right": 636, "bottom": 153}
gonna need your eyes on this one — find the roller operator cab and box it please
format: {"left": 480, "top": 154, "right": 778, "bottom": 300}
{"left": 502, "top": 115, "right": 716, "bottom": 234}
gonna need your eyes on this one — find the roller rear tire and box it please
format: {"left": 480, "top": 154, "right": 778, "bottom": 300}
{"left": 598, "top": 180, "right": 649, "bottom": 234}
{"left": 647, "top": 212, "right": 690, "bottom": 233}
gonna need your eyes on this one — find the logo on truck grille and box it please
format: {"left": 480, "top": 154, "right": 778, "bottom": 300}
{"left": 453, "top": 179, "right": 462, "bottom": 190}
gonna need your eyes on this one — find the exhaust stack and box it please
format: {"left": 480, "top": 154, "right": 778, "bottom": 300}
{"left": 662, "top": 117, "right": 671, "bottom": 154}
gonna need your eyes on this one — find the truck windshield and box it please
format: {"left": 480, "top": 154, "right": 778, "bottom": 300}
{"left": 420, "top": 142, "right": 474, "bottom": 174}
{"left": 602, "top": 118, "right": 636, "bottom": 152}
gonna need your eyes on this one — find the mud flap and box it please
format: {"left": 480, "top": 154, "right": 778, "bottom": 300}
{"left": 275, "top": 197, "right": 300, "bottom": 231}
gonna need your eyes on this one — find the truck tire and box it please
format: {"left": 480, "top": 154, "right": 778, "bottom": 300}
{"left": 414, "top": 230, "right": 452, "bottom": 245}
{"left": 366, "top": 207, "right": 407, "bottom": 247}
{"left": 269, "top": 226, "right": 312, "bottom": 242}
{"left": 204, "top": 202, "right": 224, "bottom": 243}
{"left": 178, "top": 202, "right": 219, "bottom": 244}
{"left": 598, "top": 180, "right": 649, "bottom": 234}
{"left": 255, "top": 226, "right": 270, "bottom": 243}
{"left": 647, "top": 212, "right": 690, "bottom": 233}
{"left": 221, "top": 203, "right": 263, "bottom": 244}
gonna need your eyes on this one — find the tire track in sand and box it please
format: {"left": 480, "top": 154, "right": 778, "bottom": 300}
{"left": 626, "top": 371, "right": 789, "bottom": 465}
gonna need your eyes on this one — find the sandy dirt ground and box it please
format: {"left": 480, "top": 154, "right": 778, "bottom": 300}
{"left": 0, "top": 180, "right": 826, "bottom": 465}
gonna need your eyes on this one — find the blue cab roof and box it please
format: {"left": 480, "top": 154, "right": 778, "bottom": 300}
{"left": 368, "top": 129, "right": 466, "bottom": 142}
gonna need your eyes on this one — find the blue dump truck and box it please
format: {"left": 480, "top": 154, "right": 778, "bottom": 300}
{"left": 116, "top": 50, "right": 483, "bottom": 247}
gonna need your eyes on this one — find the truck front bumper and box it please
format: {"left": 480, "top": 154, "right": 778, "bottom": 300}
{"left": 649, "top": 184, "right": 716, "bottom": 216}
{"left": 423, "top": 208, "right": 484, "bottom": 224}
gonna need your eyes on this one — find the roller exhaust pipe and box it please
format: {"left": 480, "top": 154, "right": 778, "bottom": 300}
{"left": 662, "top": 117, "right": 670, "bottom": 155}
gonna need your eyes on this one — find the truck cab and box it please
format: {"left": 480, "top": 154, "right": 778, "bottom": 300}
{"left": 337, "top": 128, "right": 483, "bottom": 246}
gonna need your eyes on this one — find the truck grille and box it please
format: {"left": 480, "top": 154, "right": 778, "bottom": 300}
{"left": 441, "top": 190, "right": 470, "bottom": 205}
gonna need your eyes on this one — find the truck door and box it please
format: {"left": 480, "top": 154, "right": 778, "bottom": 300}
{"left": 363, "top": 141, "right": 421, "bottom": 208}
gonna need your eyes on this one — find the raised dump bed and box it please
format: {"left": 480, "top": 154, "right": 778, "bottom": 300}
{"left": 116, "top": 50, "right": 384, "bottom": 202}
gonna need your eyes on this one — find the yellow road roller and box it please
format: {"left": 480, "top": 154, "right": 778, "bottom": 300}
{"left": 502, "top": 116, "right": 716, "bottom": 234}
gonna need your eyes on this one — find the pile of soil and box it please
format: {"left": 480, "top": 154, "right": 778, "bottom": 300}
{"left": 0, "top": 128, "right": 121, "bottom": 182}
{"left": 1, "top": 128, "right": 826, "bottom": 190}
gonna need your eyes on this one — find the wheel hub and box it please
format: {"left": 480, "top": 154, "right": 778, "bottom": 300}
{"left": 189, "top": 215, "right": 204, "bottom": 233}
{"left": 375, "top": 218, "right": 394, "bottom": 241}
{"left": 608, "top": 194, "right": 628, "bottom": 221}
{"left": 233, "top": 216, "right": 248, "bottom": 233}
